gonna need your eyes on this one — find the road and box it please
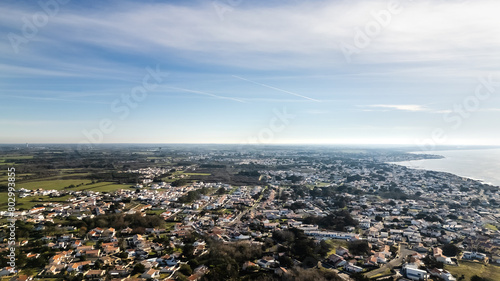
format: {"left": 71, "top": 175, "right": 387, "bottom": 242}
{"left": 364, "top": 244, "right": 415, "bottom": 278}
{"left": 229, "top": 186, "right": 270, "bottom": 226}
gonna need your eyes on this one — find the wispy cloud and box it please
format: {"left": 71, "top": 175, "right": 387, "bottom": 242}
{"left": 232, "top": 75, "right": 320, "bottom": 102}
{"left": 364, "top": 104, "right": 429, "bottom": 112}
{"left": 163, "top": 86, "right": 245, "bottom": 103}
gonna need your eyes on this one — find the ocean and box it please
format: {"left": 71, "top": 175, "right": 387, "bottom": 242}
{"left": 390, "top": 148, "right": 500, "bottom": 187}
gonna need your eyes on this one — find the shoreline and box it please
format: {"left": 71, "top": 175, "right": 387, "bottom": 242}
{"left": 388, "top": 148, "right": 500, "bottom": 187}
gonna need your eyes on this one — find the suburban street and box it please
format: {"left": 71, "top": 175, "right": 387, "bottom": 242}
{"left": 365, "top": 244, "right": 415, "bottom": 278}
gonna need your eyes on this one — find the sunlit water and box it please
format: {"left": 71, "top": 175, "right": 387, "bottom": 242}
{"left": 389, "top": 148, "right": 500, "bottom": 187}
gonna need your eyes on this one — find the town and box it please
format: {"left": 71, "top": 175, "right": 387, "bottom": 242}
{"left": 0, "top": 145, "right": 499, "bottom": 281}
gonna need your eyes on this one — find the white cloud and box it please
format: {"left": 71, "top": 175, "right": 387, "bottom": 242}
{"left": 365, "top": 104, "right": 429, "bottom": 112}
{"left": 3, "top": 0, "right": 500, "bottom": 75}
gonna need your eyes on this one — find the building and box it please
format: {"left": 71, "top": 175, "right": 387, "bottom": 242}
{"left": 403, "top": 264, "right": 429, "bottom": 281}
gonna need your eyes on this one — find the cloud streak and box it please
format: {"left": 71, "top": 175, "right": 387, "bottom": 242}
{"left": 364, "top": 104, "right": 429, "bottom": 112}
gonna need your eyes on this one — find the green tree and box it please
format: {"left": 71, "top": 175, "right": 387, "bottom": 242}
{"left": 179, "top": 264, "right": 192, "bottom": 276}
{"left": 131, "top": 263, "right": 145, "bottom": 275}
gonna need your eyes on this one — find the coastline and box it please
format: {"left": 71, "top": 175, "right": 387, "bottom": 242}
{"left": 388, "top": 148, "right": 500, "bottom": 187}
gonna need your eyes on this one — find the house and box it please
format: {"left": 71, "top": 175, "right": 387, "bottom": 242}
{"left": 242, "top": 261, "right": 259, "bottom": 271}
{"left": 103, "top": 246, "right": 120, "bottom": 255}
{"left": 165, "top": 257, "right": 178, "bottom": 266}
{"left": 85, "top": 249, "right": 101, "bottom": 258}
{"left": 187, "top": 274, "right": 201, "bottom": 281}
{"left": 492, "top": 255, "right": 500, "bottom": 264}
{"left": 121, "top": 227, "right": 133, "bottom": 234}
{"left": 141, "top": 269, "right": 160, "bottom": 279}
{"left": 109, "top": 266, "right": 129, "bottom": 277}
{"left": 344, "top": 263, "right": 363, "bottom": 273}
{"left": 103, "top": 228, "right": 116, "bottom": 238}
{"left": 429, "top": 268, "right": 456, "bottom": 281}
{"left": 435, "top": 254, "right": 454, "bottom": 265}
{"left": 9, "top": 275, "right": 32, "bottom": 281}
{"left": 257, "top": 256, "right": 276, "bottom": 268}
{"left": 364, "top": 255, "right": 378, "bottom": 266}
{"left": 68, "top": 261, "right": 92, "bottom": 272}
{"left": 336, "top": 246, "right": 350, "bottom": 256}
{"left": 327, "top": 254, "right": 346, "bottom": 267}
{"left": 0, "top": 268, "right": 14, "bottom": 277}
{"left": 403, "top": 264, "right": 429, "bottom": 281}
{"left": 462, "top": 251, "right": 488, "bottom": 262}
{"left": 374, "top": 252, "right": 387, "bottom": 264}
{"left": 29, "top": 207, "right": 45, "bottom": 214}
{"left": 85, "top": 270, "right": 105, "bottom": 279}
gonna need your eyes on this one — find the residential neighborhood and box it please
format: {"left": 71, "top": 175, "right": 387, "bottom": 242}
{"left": 1, "top": 146, "right": 499, "bottom": 281}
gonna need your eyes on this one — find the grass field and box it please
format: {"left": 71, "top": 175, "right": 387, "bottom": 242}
{"left": 485, "top": 224, "right": 499, "bottom": 231}
{"left": 0, "top": 155, "right": 34, "bottom": 160}
{"left": 0, "top": 193, "right": 73, "bottom": 210}
{"left": 10, "top": 178, "right": 130, "bottom": 192}
{"left": 0, "top": 180, "right": 131, "bottom": 211}
{"left": 184, "top": 172, "right": 211, "bottom": 176}
{"left": 325, "top": 239, "right": 349, "bottom": 257}
{"left": 0, "top": 173, "right": 33, "bottom": 182}
{"left": 445, "top": 261, "right": 500, "bottom": 281}
{"left": 16, "top": 179, "right": 93, "bottom": 190}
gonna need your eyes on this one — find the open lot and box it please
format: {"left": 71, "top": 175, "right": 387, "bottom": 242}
{"left": 445, "top": 261, "right": 500, "bottom": 281}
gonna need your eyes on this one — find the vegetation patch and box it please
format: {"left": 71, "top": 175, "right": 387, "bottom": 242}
{"left": 445, "top": 261, "right": 500, "bottom": 281}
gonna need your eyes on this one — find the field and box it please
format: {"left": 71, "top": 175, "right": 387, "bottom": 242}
{"left": 5, "top": 178, "right": 131, "bottom": 192}
{"left": 0, "top": 155, "right": 34, "bottom": 160}
{"left": 445, "top": 261, "right": 500, "bottom": 281}
{"left": 0, "top": 193, "right": 73, "bottom": 210}
{"left": 484, "top": 224, "right": 498, "bottom": 231}
{"left": 184, "top": 172, "right": 211, "bottom": 176}
{"left": 325, "top": 239, "right": 349, "bottom": 257}
{"left": 16, "top": 179, "right": 93, "bottom": 190}
{"left": 0, "top": 179, "right": 131, "bottom": 211}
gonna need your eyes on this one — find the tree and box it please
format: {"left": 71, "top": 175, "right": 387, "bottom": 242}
{"left": 131, "top": 263, "right": 145, "bottom": 275}
{"left": 442, "top": 244, "right": 459, "bottom": 257}
{"left": 348, "top": 240, "right": 371, "bottom": 256}
{"left": 179, "top": 264, "right": 192, "bottom": 276}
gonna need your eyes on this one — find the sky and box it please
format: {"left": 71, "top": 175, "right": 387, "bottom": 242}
{"left": 1, "top": 0, "right": 500, "bottom": 146}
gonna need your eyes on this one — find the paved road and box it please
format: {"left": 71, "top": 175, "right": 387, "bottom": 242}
{"left": 365, "top": 244, "right": 415, "bottom": 278}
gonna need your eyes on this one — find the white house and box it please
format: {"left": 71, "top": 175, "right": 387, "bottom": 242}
{"left": 404, "top": 264, "right": 429, "bottom": 281}
{"left": 141, "top": 269, "right": 160, "bottom": 279}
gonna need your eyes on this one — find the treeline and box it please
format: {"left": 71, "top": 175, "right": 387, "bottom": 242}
{"left": 177, "top": 187, "right": 210, "bottom": 203}
{"left": 272, "top": 228, "right": 333, "bottom": 266}
{"left": 62, "top": 213, "right": 165, "bottom": 233}
{"left": 238, "top": 170, "right": 260, "bottom": 177}
{"left": 88, "top": 172, "right": 140, "bottom": 183}
{"left": 303, "top": 210, "right": 358, "bottom": 232}
{"left": 195, "top": 230, "right": 342, "bottom": 281}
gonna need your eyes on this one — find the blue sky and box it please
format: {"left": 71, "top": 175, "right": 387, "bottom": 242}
{"left": 1, "top": 0, "right": 500, "bottom": 146}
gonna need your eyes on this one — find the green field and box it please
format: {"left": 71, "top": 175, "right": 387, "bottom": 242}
{"left": 0, "top": 180, "right": 131, "bottom": 211}
{"left": 325, "top": 239, "right": 349, "bottom": 257}
{"left": 0, "top": 193, "right": 73, "bottom": 210}
{"left": 0, "top": 173, "right": 33, "bottom": 182}
{"left": 0, "top": 155, "right": 34, "bottom": 160}
{"left": 16, "top": 179, "right": 93, "bottom": 190}
{"left": 445, "top": 261, "right": 500, "bottom": 281}
{"left": 485, "top": 224, "right": 499, "bottom": 231}
{"left": 185, "top": 172, "right": 211, "bottom": 176}
{"left": 9, "top": 178, "right": 130, "bottom": 192}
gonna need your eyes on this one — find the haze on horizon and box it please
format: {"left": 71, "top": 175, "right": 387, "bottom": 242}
{"left": 1, "top": 0, "right": 500, "bottom": 146}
